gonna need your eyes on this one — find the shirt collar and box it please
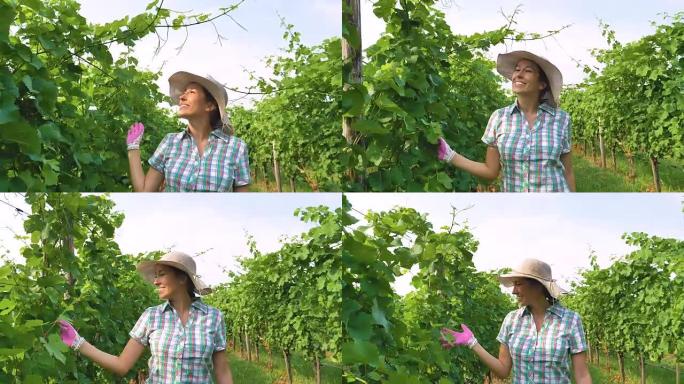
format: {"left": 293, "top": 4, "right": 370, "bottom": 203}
{"left": 518, "top": 303, "right": 564, "bottom": 319}
{"left": 161, "top": 298, "right": 208, "bottom": 314}
{"left": 509, "top": 100, "right": 557, "bottom": 117}
{"left": 179, "top": 127, "right": 232, "bottom": 142}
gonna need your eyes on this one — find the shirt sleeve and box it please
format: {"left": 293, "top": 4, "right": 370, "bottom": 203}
{"left": 569, "top": 313, "right": 588, "bottom": 354}
{"left": 214, "top": 310, "right": 227, "bottom": 352}
{"left": 561, "top": 112, "right": 572, "bottom": 154}
{"left": 496, "top": 311, "right": 513, "bottom": 346}
{"left": 481, "top": 109, "right": 502, "bottom": 147}
{"left": 233, "top": 139, "right": 250, "bottom": 187}
{"left": 129, "top": 308, "right": 152, "bottom": 347}
{"left": 148, "top": 134, "right": 172, "bottom": 173}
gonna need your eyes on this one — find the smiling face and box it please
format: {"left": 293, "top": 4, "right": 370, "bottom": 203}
{"left": 511, "top": 277, "right": 547, "bottom": 306}
{"left": 153, "top": 264, "right": 188, "bottom": 300}
{"left": 511, "top": 59, "right": 547, "bottom": 98}
{"left": 177, "top": 82, "right": 217, "bottom": 120}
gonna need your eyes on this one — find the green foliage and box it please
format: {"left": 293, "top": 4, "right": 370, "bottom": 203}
{"left": 341, "top": 196, "right": 515, "bottom": 383}
{"left": 0, "top": 193, "right": 158, "bottom": 383}
{"left": 205, "top": 204, "right": 343, "bottom": 371}
{"left": 0, "top": 0, "right": 247, "bottom": 191}
{"left": 231, "top": 23, "right": 344, "bottom": 191}
{"left": 562, "top": 13, "right": 684, "bottom": 170}
{"left": 343, "top": 0, "right": 511, "bottom": 191}
{"left": 565, "top": 234, "right": 684, "bottom": 363}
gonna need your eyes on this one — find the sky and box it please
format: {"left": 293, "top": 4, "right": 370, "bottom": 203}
{"left": 345, "top": 193, "right": 684, "bottom": 295}
{"left": 0, "top": 193, "right": 341, "bottom": 287}
{"left": 359, "top": 0, "right": 683, "bottom": 86}
{"left": 75, "top": 0, "right": 339, "bottom": 107}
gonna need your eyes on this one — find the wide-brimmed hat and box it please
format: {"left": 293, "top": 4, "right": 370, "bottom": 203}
{"left": 497, "top": 51, "right": 563, "bottom": 107}
{"left": 168, "top": 71, "right": 232, "bottom": 130}
{"left": 498, "top": 258, "right": 566, "bottom": 299}
{"left": 137, "top": 251, "right": 210, "bottom": 295}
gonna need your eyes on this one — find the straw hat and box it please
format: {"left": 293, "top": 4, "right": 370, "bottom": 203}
{"left": 168, "top": 71, "right": 232, "bottom": 129}
{"left": 498, "top": 258, "right": 566, "bottom": 299}
{"left": 496, "top": 51, "right": 563, "bottom": 107}
{"left": 137, "top": 251, "right": 210, "bottom": 295}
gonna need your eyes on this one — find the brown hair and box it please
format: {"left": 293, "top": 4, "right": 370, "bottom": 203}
{"left": 525, "top": 277, "right": 558, "bottom": 305}
{"left": 170, "top": 266, "right": 197, "bottom": 298}
{"left": 197, "top": 85, "right": 222, "bottom": 130}
{"left": 537, "top": 68, "right": 550, "bottom": 104}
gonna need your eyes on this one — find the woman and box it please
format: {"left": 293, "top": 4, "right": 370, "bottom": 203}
{"left": 438, "top": 51, "right": 576, "bottom": 192}
{"left": 58, "top": 251, "right": 233, "bottom": 384}
{"left": 440, "top": 258, "right": 591, "bottom": 383}
{"left": 126, "top": 71, "right": 250, "bottom": 192}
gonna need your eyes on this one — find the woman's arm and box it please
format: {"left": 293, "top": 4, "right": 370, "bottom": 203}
{"left": 78, "top": 338, "right": 146, "bottom": 377}
{"left": 470, "top": 343, "right": 512, "bottom": 379}
{"left": 213, "top": 350, "right": 234, "bottom": 384}
{"left": 127, "top": 150, "right": 164, "bottom": 192}
{"left": 560, "top": 152, "right": 576, "bottom": 192}
{"left": 572, "top": 351, "right": 592, "bottom": 384}
{"left": 449, "top": 146, "right": 501, "bottom": 181}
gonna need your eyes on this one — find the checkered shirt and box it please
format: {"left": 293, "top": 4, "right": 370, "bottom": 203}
{"left": 482, "top": 102, "right": 572, "bottom": 192}
{"left": 148, "top": 129, "right": 250, "bottom": 191}
{"left": 129, "top": 300, "right": 227, "bottom": 383}
{"left": 497, "top": 304, "right": 588, "bottom": 384}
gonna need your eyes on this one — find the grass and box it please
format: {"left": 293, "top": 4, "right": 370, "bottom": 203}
{"left": 584, "top": 352, "right": 680, "bottom": 384}
{"left": 229, "top": 348, "right": 342, "bottom": 384}
{"left": 573, "top": 148, "right": 684, "bottom": 192}
{"left": 247, "top": 177, "right": 314, "bottom": 192}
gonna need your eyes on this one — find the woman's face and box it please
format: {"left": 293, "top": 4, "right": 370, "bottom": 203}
{"left": 177, "top": 82, "right": 216, "bottom": 119}
{"left": 511, "top": 278, "right": 544, "bottom": 306}
{"left": 511, "top": 59, "right": 546, "bottom": 98}
{"left": 153, "top": 265, "right": 186, "bottom": 300}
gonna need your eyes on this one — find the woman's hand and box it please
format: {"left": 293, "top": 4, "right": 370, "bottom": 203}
{"left": 57, "top": 320, "right": 85, "bottom": 350}
{"left": 440, "top": 324, "right": 478, "bottom": 349}
{"left": 126, "top": 122, "right": 145, "bottom": 151}
{"left": 437, "top": 138, "right": 457, "bottom": 163}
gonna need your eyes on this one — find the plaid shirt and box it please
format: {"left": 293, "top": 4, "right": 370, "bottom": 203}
{"left": 149, "top": 129, "right": 250, "bottom": 192}
{"left": 129, "top": 300, "right": 227, "bottom": 384}
{"left": 497, "top": 304, "right": 588, "bottom": 384}
{"left": 482, "top": 102, "right": 571, "bottom": 192}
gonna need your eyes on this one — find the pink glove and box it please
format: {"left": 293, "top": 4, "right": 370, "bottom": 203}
{"left": 57, "top": 320, "right": 85, "bottom": 350}
{"left": 437, "top": 138, "right": 456, "bottom": 163}
{"left": 126, "top": 122, "right": 145, "bottom": 150}
{"left": 440, "top": 324, "right": 478, "bottom": 349}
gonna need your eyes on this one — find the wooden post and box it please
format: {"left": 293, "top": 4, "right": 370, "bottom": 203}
{"left": 342, "top": 0, "right": 362, "bottom": 144}
{"left": 626, "top": 153, "right": 636, "bottom": 180}
{"left": 283, "top": 349, "right": 293, "bottom": 384}
{"left": 315, "top": 354, "right": 321, "bottom": 384}
{"left": 254, "top": 338, "right": 259, "bottom": 362}
{"left": 676, "top": 362, "right": 680, "bottom": 384}
{"left": 598, "top": 123, "right": 606, "bottom": 168}
{"left": 618, "top": 352, "right": 625, "bottom": 384}
{"left": 272, "top": 141, "right": 282, "bottom": 192}
{"left": 649, "top": 156, "right": 661, "bottom": 192}
{"left": 639, "top": 353, "right": 646, "bottom": 384}
{"left": 245, "top": 331, "right": 251, "bottom": 361}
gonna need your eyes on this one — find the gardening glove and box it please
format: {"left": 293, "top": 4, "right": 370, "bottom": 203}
{"left": 126, "top": 122, "right": 145, "bottom": 151}
{"left": 440, "top": 324, "right": 478, "bottom": 349}
{"left": 57, "top": 320, "right": 86, "bottom": 351}
{"left": 437, "top": 138, "right": 456, "bottom": 163}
